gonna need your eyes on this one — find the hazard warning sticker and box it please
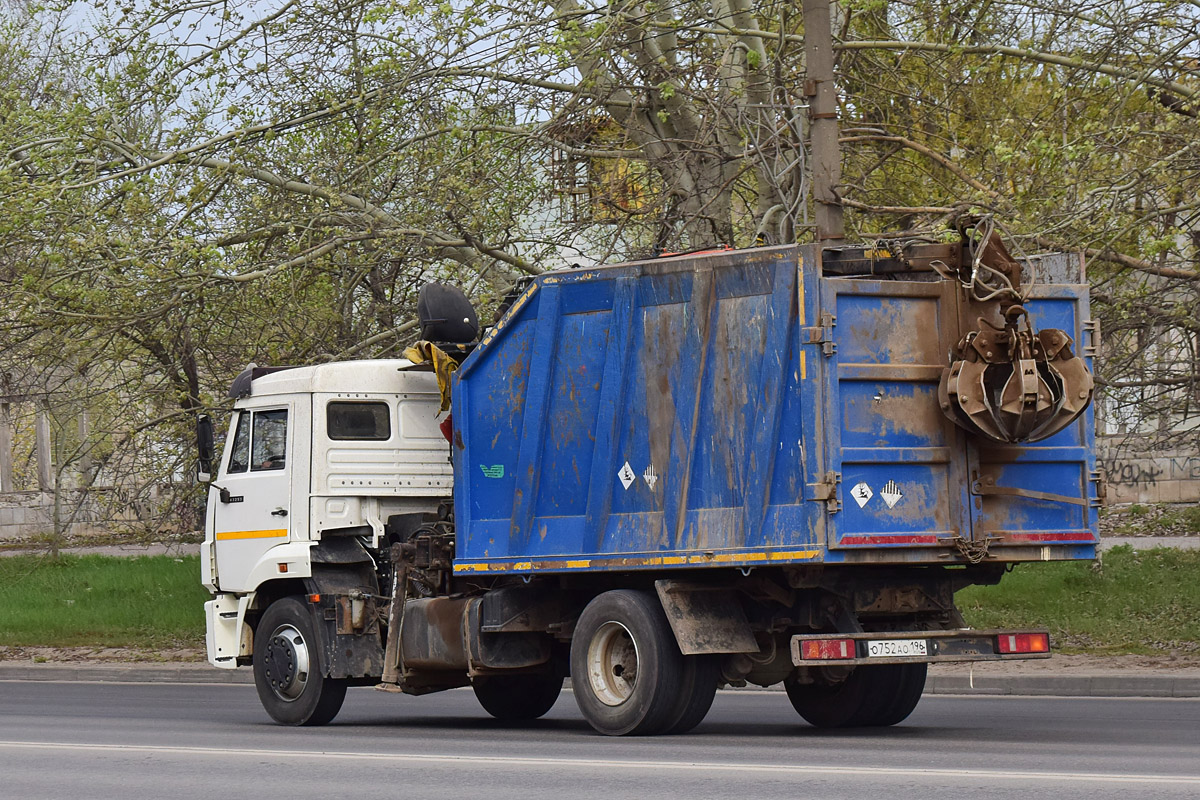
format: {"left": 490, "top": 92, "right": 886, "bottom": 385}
{"left": 851, "top": 481, "right": 873, "bottom": 508}
{"left": 617, "top": 461, "right": 636, "bottom": 490}
{"left": 880, "top": 480, "right": 903, "bottom": 509}
{"left": 642, "top": 464, "right": 658, "bottom": 489}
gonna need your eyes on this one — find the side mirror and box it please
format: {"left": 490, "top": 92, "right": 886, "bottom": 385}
{"left": 196, "top": 414, "right": 215, "bottom": 483}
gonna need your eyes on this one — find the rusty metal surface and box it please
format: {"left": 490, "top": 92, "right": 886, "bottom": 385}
{"left": 454, "top": 246, "right": 814, "bottom": 570}
{"left": 958, "top": 279, "right": 1100, "bottom": 551}
{"left": 335, "top": 595, "right": 379, "bottom": 636}
{"left": 452, "top": 239, "right": 1097, "bottom": 574}
{"left": 939, "top": 313, "right": 1094, "bottom": 444}
{"left": 304, "top": 563, "right": 386, "bottom": 679}
{"left": 463, "top": 598, "right": 552, "bottom": 672}
{"left": 654, "top": 580, "right": 758, "bottom": 655}
{"left": 819, "top": 274, "right": 969, "bottom": 552}
{"left": 397, "top": 597, "right": 470, "bottom": 671}
{"left": 936, "top": 223, "right": 1094, "bottom": 445}
{"left": 820, "top": 242, "right": 964, "bottom": 276}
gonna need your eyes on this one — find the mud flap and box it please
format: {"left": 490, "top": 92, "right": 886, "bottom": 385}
{"left": 304, "top": 563, "right": 385, "bottom": 679}
{"left": 655, "top": 580, "right": 758, "bottom": 655}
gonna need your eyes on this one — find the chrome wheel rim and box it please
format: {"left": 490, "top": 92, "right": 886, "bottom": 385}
{"left": 263, "top": 624, "right": 310, "bottom": 702}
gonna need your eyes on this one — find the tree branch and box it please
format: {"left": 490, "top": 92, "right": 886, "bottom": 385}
{"left": 1033, "top": 237, "right": 1200, "bottom": 281}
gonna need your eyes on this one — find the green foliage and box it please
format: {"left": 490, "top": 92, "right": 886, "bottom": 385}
{"left": 958, "top": 547, "right": 1200, "bottom": 655}
{"left": 0, "top": 555, "right": 208, "bottom": 648}
{"left": 1, "top": 547, "right": 1196, "bottom": 655}
{"left": 2, "top": 0, "right": 1199, "bottom": 513}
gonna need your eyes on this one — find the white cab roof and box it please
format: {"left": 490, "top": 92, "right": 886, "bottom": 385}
{"left": 243, "top": 359, "right": 438, "bottom": 398}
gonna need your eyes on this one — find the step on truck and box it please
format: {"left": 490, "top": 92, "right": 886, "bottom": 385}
{"left": 199, "top": 228, "right": 1100, "bottom": 735}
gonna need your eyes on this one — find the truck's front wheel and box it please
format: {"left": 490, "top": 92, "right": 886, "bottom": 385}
{"left": 253, "top": 597, "right": 348, "bottom": 726}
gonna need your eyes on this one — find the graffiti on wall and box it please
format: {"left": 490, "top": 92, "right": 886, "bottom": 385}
{"left": 1102, "top": 459, "right": 1162, "bottom": 487}
{"left": 1101, "top": 455, "right": 1200, "bottom": 487}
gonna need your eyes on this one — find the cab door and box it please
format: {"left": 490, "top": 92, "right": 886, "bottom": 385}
{"left": 212, "top": 405, "right": 293, "bottom": 592}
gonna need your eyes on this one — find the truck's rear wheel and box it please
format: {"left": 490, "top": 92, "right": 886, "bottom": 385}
{"left": 663, "top": 654, "right": 719, "bottom": 734}
{"left": 785, "top": 663, "right": 926, "bottom": 728}
{"left": 253, "top": 597, "right": 348, "bottom": 726}
{"left": 472, "top": 671, "right": 564, "bottom": 721}
{"left": 863, "top": 662, "right": 927, "bottom": 726}
{"left": 570, "top": 590, "right": 685, "bottom": 736}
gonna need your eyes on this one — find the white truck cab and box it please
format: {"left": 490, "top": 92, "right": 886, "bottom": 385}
{"left": 201, "top": 360, "right": 450, "bottom": 669}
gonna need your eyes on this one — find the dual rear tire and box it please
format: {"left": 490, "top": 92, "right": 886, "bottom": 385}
{"left": 785, "top": 662, "right": 927, "bottom": 728}
{"left": 569, "top": 590, "right": 717, "bottom": 736}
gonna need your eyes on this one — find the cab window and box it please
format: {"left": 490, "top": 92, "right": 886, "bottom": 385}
{"left": 251, "top": 409, "right": 289, "bottom": 471}
{"left": 327, "top": 401, "right": 390, "bottom": 440}
{"left": 227, "top": 412, "right": 251, "bottom": 474}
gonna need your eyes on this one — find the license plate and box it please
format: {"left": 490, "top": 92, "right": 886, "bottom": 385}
{"left": 866, "top": 638, "right": 928, "bottom": 658}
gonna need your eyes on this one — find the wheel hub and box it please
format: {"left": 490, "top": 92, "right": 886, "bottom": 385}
{"left": 587, "top": 621, "right": 639, "bottom": 706}
{"left": 263, "top": 624, "right": 310, "bottom": 701}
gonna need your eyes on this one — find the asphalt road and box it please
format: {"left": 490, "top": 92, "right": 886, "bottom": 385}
{"left": 0, "top": 681, "right": 1197, "bottom": 800}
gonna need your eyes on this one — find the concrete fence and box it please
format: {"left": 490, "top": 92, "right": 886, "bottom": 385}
{"left": 1098, "top": 437, "right": 1200, "bottom": 505}
{"left": 0, "top": 491, "right": 107, "bottom": 541}
{"left": 0, "top": 488, "right": 190, "bottom": 542}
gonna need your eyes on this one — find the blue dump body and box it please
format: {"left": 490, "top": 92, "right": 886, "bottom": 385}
{"left": 451, "top": 245, "right": 1099, "bottom": 575}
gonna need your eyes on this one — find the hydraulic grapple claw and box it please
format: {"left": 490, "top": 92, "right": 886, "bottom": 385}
{"left": 938, "top": 319, "right": 1093, "bottom": 444}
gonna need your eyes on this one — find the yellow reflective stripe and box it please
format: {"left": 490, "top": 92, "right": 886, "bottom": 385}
{"left": 770, "top": 550, "right": 821, "bottom": 561}
{"left": 452, "top": 549, "right": 822, "bottom": 574}
{"left": 215, "top": 529, "right": 288, "bottom": 541}
{"left": 797, "top": 259, "right": 806, "bottom": 325}
{"left": 797, "top": 257, "right": 807, "bottom": 379}
{"left": 454, "top": 563, "right": 494, "bottom": 573}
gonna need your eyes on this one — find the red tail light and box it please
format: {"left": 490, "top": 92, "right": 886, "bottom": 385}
{"left": 996, "top": 632, "right": 1050, "bottom": 654}
{"left": 799, "top": 638, "right": 857, "bottom": 660}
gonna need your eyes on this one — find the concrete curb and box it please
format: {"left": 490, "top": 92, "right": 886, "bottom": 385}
{"left": 925, "top": 674, "right": 1200, "bottom": 699}
{"left": 0, "top": 663, "right": 253, "bottom": 684}
{"left": 1098, "top": 536, "right": 1200, "bottom": 551}
{"left": 1, "top": 663, "right": 1198, "bottom": 698}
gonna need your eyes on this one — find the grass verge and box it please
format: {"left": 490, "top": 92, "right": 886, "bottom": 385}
{"left": 0, "top": 554, "right": 208, "bottom": 649}
{"left": 958, "top": 545, "right": 1200, "bottom": 655}
{"left": 0, "top": 547, "right": 1196, "bottom": 656}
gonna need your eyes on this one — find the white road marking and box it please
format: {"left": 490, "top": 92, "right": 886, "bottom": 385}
{"left": 0, "top": 740, "right": 1195, "bottom": 786}
{"left": 1, "top": 681, "right": 1198, "bottom": 703}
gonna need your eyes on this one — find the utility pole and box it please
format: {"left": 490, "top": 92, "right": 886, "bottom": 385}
{"left": 802, "top": 0, "right": 845, "bottom": 241}
{"left": 36, "top": 398, "right": 54, "bottom": 492}
{"left": 0, "top": 400, "right": 12, "bottom": 492}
